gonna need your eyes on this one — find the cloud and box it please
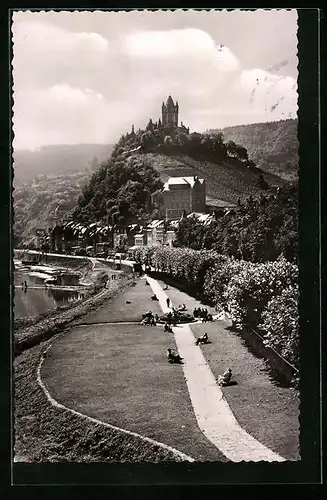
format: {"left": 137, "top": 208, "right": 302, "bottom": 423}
{"left": 123, "top": 28, "right": 215, "bottom": 59}
{"left": 12, "top": 20, "right": 110, "bottom": 90}
{"left": 12, "top": 12, "right": 298, "bottom": 149}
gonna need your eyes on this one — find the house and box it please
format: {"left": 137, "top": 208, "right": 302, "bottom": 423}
{"left": 187, "top": 212, "right": 215, "bottom": 226}
{"left": 152, "top": 175, "right": 206, "bottom": 221}
{"left": 138, "top": 219, "right": 176, "bottom": 247}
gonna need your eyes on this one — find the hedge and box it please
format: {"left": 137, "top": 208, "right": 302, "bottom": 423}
{"left": 131, "top": 246, "right": 299, "bottom": 370}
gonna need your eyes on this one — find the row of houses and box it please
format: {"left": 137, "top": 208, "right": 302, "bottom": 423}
{"left": 48, "top": 210, "right": 227, "bottom": 255}
{"left": 37, "top": 172, "right": 236, "bottom": 254}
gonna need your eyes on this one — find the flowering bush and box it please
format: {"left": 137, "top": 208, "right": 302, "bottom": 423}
{"left": 260, "top": 284, "right": 299, "bottom": 368}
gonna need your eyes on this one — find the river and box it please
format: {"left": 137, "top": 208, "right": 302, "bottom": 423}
{"left": 14, "top": 259, "right": 86, "bottom": 319}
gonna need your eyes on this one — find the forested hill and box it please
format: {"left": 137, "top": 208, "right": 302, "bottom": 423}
{"left": 13, "top": 144, "right": 114, "bottom": 184}
{"left": 217, "top": 119, "right": 298, "bottom": 183}
{"left": 71, "top": 121, "right": 289, "bottom": 227}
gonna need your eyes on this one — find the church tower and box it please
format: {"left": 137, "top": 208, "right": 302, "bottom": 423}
{"left": 162, "top": 96, "right": 179, "bottom": 127}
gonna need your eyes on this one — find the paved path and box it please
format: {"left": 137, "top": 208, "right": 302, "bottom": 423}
{"left": 145, "top": 276, "right": 172, "bottom": 313}
{"left": 146, "top": 275, "right": 286, "bottom": 462}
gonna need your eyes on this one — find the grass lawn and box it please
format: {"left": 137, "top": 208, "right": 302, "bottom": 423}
{"left": 14, "top": 339, "right": 186, "bottom": 463}
{"left": 77, "top": 278, "right": 162, "bottom": 324}
{"left": 190, "top": 321, "right": 300, "bottom": 460}
{"left": 41, "top": 322, "right": 226, "bottom": 461}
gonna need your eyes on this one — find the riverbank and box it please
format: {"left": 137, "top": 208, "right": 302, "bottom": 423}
{"left": 13, "top": 257, "right": 129, "bottom": 355}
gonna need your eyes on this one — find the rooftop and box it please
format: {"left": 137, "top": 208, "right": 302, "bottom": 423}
{"left": 163, "top": 176, "right": 204, "bottom": 191}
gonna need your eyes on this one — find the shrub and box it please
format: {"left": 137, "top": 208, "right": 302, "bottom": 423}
{"left": 202, "top": 256, "right": 243, "bottom": 309}
{"left": 223, "top": 257, "right": 298, "bottom": 329}
{"left": 93, "top": 271, "right": 109, "bottom": 292}
{"left": 260, "top": 284, "right": 299, "bottom": 368}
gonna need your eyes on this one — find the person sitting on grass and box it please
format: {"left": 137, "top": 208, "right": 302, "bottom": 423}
{"left": 218, "top": 368, "right": 233, "bottom": 386}
{"left": 142, "top": 313, "right": 155, "bottom": 326}
{"left": 195, "top": 332, "right": 209, "bottom": 345}
{"left": 164, "top": 322, "right": 173, "bottom": 333}
{"left": 142, "top": 311, "right": 153, "bottom": 319}
{"left": 167, "top": 348, "right": 183, "bottom": 364}
{"left": 141, "top": 311, "right": 153, "bottom": 324}
{"left": 172, "top": 310, "right": 179, "bottom": 326}
{"left": 202, "top": 313, "right": 213, "bottom": 323}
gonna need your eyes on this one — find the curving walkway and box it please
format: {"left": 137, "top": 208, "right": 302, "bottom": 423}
{"left": 146, "top": 275, "right": 286, "bottom": 462}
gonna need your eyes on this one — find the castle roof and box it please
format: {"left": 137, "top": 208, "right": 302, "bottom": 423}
{"left": 166, "top": 95, "right": 175, "bottom": 106}
{"left": 164, "top": 95, "right": 178, "bottom": 110}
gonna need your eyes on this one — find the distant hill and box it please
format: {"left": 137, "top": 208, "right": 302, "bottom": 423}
{"left": 13, "top": 143, "right": 114, "bottom": 184}
{"left": 215, "top": 119, "right": 298, "bottom": 183}
{"left": 13, "top": 171, "right": 92, "bottom": 246}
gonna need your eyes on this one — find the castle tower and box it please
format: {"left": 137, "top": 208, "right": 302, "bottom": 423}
{"left": 162, "top": 96, "right": 179, "bottom": 127}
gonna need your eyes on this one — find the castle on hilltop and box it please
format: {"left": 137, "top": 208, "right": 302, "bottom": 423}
{"left": 128, "top": 95, "right": 189, "bottom": 139}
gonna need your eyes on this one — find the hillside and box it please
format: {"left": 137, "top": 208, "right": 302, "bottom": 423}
{"left": 13, "top": 119, "right": 296, "bottom": 245}
{"left": 13, "top": 172, "right": 91, "bottom": 246}
{"left": 13, "top": 144, "right": 114, "bottom": 184}
{"left": 217, "top": 119, "right": 298, "bottom": 182}
{"left": 143, "top": 152, "right": 286, "bottom": 206}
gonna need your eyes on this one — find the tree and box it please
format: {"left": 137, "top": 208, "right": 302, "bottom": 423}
{"left": 146, "top": 119, "right": 154, "bottom": 131}
{"left": 71, "top": 154, "right": 163, "bottom": 226}
{"left": 176, "top": 132, "right": 190, "bottom": 148}
{"left": 258, "top": 174, "right": 269, "bottom": 190}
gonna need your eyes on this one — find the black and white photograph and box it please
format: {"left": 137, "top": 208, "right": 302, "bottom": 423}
{"left": 12, "top": 9, "right": 303, "bottom": 469}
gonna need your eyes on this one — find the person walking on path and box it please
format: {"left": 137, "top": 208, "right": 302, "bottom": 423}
{"left": 166, "top": 297, "right": 170, "bottom": 309}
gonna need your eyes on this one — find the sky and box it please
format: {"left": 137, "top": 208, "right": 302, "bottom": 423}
{"left": 12, "top": 9, "right": 298, "bottom": 150}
